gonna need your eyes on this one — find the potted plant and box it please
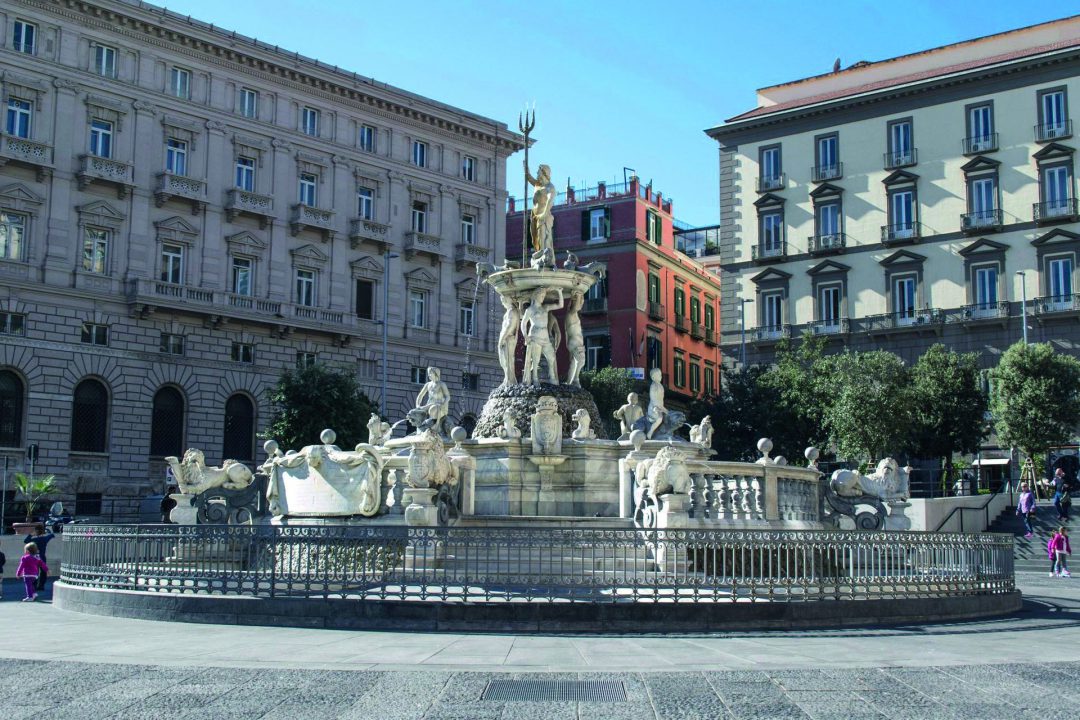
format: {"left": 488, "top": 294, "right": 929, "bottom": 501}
{"left": 12, "top": 472, "right": 57, "bottom": 537}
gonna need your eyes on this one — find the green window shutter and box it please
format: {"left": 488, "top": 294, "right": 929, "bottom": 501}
{"left": 603, "top": 207, "right": 611, "bottom": 238}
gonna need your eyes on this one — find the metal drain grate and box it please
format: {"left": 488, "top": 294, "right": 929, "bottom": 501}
{"left": 481, "top": 679, "right": 627, "bottom": 703}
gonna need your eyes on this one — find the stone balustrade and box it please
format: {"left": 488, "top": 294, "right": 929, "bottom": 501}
{"left": 404, "top": 230, "right": 444, "bottom": 261}
{"left": 155, "top": 172, "right": 207, "bottom": 213}
{"left": 0, "top": 133, "right": 53, "bottom": 179}
{"left": 348, "top": 218, "right": 392, "bottom": 250}
{"left": 77, "top": 154, "right": 135, "bottom": 197}
{"left": 290, "top": 203, "right": 336, "bottom": 239}
{"left": 225, "top": 188, "right": 275, "bottom": 227}
{"left": 454, "top": 242, "right": 491, "bottom": 270}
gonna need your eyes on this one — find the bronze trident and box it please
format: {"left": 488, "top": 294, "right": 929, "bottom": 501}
{"left": 519, "top": 107, "right": 535, "bottom": 268}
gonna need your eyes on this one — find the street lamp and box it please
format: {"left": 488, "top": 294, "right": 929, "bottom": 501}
{"left": 381, "top": 250, "right": 400, "bottom": 416}
{"left": 1016, "top": 270, "right": 1028, "bottom": 345}
{"left": 740, "top": 298, "right": 754, "bottom": 367}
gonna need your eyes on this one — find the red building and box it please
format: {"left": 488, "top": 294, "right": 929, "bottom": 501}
{"left": 506, "top": 175, "right": 723, "bottom": 406}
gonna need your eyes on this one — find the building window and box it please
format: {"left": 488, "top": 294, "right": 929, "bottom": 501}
{"left": 462, "top": 155, "right": 476, "bottom": 181}
{"left": 298, "top": 173, "right": 318, "bottom": 206}
{"left": 411, "top": 366, "right": 426, "bottom": 384}
{"left": 159, "top": 333, "right": 184, "bottom": 355}
{"left": 584, "top": 335, "right": 610, "bottom": 371}
{"left": 704, "top": 304, "right": 715, "bottom": 331}
{"left": 6, "top": 98, "right": 32, "bottom": 139}
{"left": 240, "top": 88, "right": 258, "bottom": 119}
{"left": 690, "top": 296, "right": 701, "bottom": 324}
{"left": 973, "top": 265, "right": 999, "bottom": 311}
{"left": 357, "top": 187, "right": 374, "bottom": 220}
{"left": 74, "top": 493, "right": 102, "bottom": 516}
{"left": 893, "top": 273, "right": 918, "bottom": 321}
{"left": 94, "top": 44, "right": 117, "bottom": 77}
{"left": 0, "top": 211, "right": 26, "bottom": 261}
{"left": 462, "top": 373, "right": 479, "bottom": 391}
{"left": 674, "top": 287, "right": 686, "bottom": 319}
{"left": 409, "top": 290, "right": 427, "bottom": 328}
{"left": 12, "top": 20, "right": 35, "bottom": 54}
{"left": 759, "top": 145, "right": 782, "bottom": 189}
{"left": 160, "top": 243, "right": 184, "bottom": 284}
{"left": 966, "top": 104, "right": 995, "bottom": 152}
{"left": 301, "top": 106, "right": 320, "bottom": 136}
{"left": 704, "top": 367, "right": 715, "bottom": 396}
{"left": 0, "top": 312, "right": 25, "bottom": 336}
{"left": 295, "top": 269, "right": 316, "bottom": 307}
{"left": 358, "top": 124, "right": 375, "bottom": 152}
{"left": 760, "top": 210, "right": 784, "bottom": 255}
{"left": 0, "top": 370, "right": 25, "bottom": 448}
{"left": 70, "top": 379, "right": 108, "bottom": 452}
{"left": 646, "top": 336, "right": 663, "bottom": 371}
{"left": 296, "top": 351, "right": 317, "bottom": 369}
{"left": 459, "top": 301, "right": 475, "bottom": 336}
{"left": 80, "top": 323, "right": 109, "bottom": 346}
{"left": 232, "top": 257, "right": 252, "bottom": 296}
{"left": 646, "top": 210, "right": 662, "bottom": 244}
{"left": 358, "top": 358, "right": 377, "bottom": 379}
{"left": 412, "top": 140, "right": 427, "bottom": 167}
{"left": 222, "top": 394, "right": 255, "bottom": 462}
{"left": 355, "top": 279, "right": 375, "bottom": 319}
{"left": 1041, "top": 164, "right": 1074, "bottom": 217}
{"left": 816, "top": 200, "right": 842, "bottom": 241}
{"left": 587, "top": 207, "right": 609, "bottom": 241}
{"left": 674, "top": 355, "right": 686, "bottom": 388}
{"left": 761, "top": 291, "right": 784, "bottom": 331}
{"left": 1039, "top": 89, "right": 1069, "bottom": 140}
{"left": 170, "top": 67, "right": 191, "bottom": 99}
{"left": 818, "top": 283, "right": 842, "bottom": 329}
{"left": 887, "top": 119, "right": 915, "bottom": 167}
{"left": 150, "top": 387, "right": 184, "bottom": 457}
{"left": 411, "top": 201, "right": 428, "bottom": 233}
{"left": 887, "top": 188, "right": 917, "bottom": 238}
{"left": 815, "top": 134, "right": 840, "bottom": 180}
{"left": 89, "top": 119, "right": 113, "bottom": 158}
{"left": 461, "top": 214, "right": 475, "bottom": 245}
{"left": 235, "top": 156, "right": 256, "bottom": 191}
{"left": 647, "top": 273, "right": 661, "bottom": 304}
{"left": 690, "top": 363, "right": 701, "bottom": 394}
{"left": 968, "top": 176, "right": 998, "bottom": 227}
{"left": 231, "top": 342, "right": 254, "bottom": 364}
{"left": 1047, "top": 255, "right": 1074, "bottom": 303}
{"left": 165, "top": 139, "right": 188, "bottom": 176}
{"left": 82, "top": 228, "right": 110, "bottom": 274}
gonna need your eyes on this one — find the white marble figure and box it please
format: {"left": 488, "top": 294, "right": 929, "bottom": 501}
{"left": 404, "top": 428, "right": 457, "bottom": 489}
{"left": 165, "top": 449, "right": 254, "bottom": 495}
{"left": 564, "top": 291, "right": 586, "bottom": 387}
{"left": 530, "top": 395, "right": 563, "bottom": 455}
{"left": 613, "top": 393, "right": 644, "bottom": 441}
{"left": 262, "top": 431, "right": 384, "bottom": 518}
{"left": 366, "top": 412, "right": 392, "bottom": 446}
{"left": 645, "top": 368, "right": 669, "bottom": 440}
{"left": 830, "top": 458, "right": 911, "bottom": 502}
{"left": 635, "top": 446, "right": 692, "bottom": 498}
{"left": 571, "top": 408, "right": 596, "bottom": 440}
{"left": 497, "top": 409, "right": 522, "bottom": 440}
{"left": 689, "top": 416, "right": 714, "bottom": 447}
{"left": 413, "top": 367, "right": 450, "bottom": 434}
{"left": 524, "top": 161, "right": 556, "bottom": 267}
{"left": 497, "top": 295, "right": 523, "bottom": 386}
{"left": 563, "top": 251, "right": 579, "bottom": 270}
{"left": 520, "top": 287, "right": 564, "bottom": 385}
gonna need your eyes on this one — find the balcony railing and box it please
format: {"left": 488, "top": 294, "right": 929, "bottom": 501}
{"left": 690, "top": 321, "right": 705, "bottom": 340}
{"left": 404, "top": 231, "right": 444, "bottom": 261}
{"left": 225, "top": 188, "right": 275, "bottom": 227}
{"left": 0, "top": 133, "right": 53, "bottom": 179}
{"left": 755, "top": 173, "right": 785, "bottom": 192}
{"left": 1034, "top": 198, "right": 1079, "bottom": 224}
{"left": 865, "top": 308, "right": 944, "bottom": 333}
{"left": 1035, "top": 294, "right": 1080, "bottom": 315}
{"left": 811, "top": 163, "right": 843, "bottom": 182}
{"left": 647, "top": 301, "right": 666, "bottom": 321}
{"left": 960, "top": 301, "right": 1010, "bottom": 321}
{"left": 962, "top": 133, "right": 999, "bottom": 155}
{"left": 154, "top": 172, "right": 207, "bottom": 213}
{"left": 961, "top": 209, "right": 1003, "bottom": 233}
{"left": 880, "top": 222, "right": 922, "bottom": 244}
{"left": 674, "top": 314, "right": 688, "bottom": 333}
{"left": 77, "top": 154, "right": 134, "bottom": 197}
{"left": 751, "top": 240, "right": 787, "bottom": 262}
{"left": 348, "top": 218, "right": 391, "bottom": 249}
{"left": 752, "top": 324, "right": 790, "bottom": 342}
{"left": 807, "top": 233, "right": 845, "bottom": 254}
{"left": 807, "top": 318, "right": 849, "bottom": 336}
{"left": 582, "top": 297, "right": 608, "bottom": 313}
{"left": 883, "top": 148, "right": 918, "bottom": 169}
{"left": 290, "top": 204, "right": 336, "bottom": 238}
{"left": 454, "top": 242, "right": 491, "bottom": 270}
{"left": 1035, "top": 120, "right": 1073, "bottom": 142}
{"left": 703, "top": 327, "right": 717, "bottom": 346}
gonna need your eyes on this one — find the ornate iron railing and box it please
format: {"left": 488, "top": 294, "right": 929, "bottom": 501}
{"left": 59, "top": 524, "right": 1014, "bottom": 603}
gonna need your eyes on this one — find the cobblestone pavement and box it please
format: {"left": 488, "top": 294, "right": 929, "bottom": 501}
{"left": 0, "top": 572, "right": 1077, "bottom": 719}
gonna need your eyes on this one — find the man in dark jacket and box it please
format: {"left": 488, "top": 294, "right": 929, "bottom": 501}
{"left": 23, "top": 530, "right": 54, "bottom": 591}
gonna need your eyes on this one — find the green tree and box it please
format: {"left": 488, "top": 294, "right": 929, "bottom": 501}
{"left": 909, "top": 344, "right": 988, "bottom": 484}
{"left": 758, "top": 333, "right": 833, "bottom": 458}
{"left": 818, "top": 350, "right": 913, "bottom": 463}
{"left": 580, "top": 367, "right": 640, "bottom": 438}
{"left": 691, "top": 364, "right": 786, "bottom": 462}
{"left": 14, "top": 472, "right": 57, "bottom": 521}
{"left": 990, "top": 341, "right": 1080, "bottom": 459}
{"left": 261, "top": 364, "right": 378, "bottom": 451}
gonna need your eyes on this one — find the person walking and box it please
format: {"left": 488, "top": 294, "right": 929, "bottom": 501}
{"left": 15, "top": 543, "right": 47, "bottom": 601}
{"left": 1017, "top": 483, "right": 1037, "bottom": 539}
{"left": 1048, "top": 526, "right": 1072, "bottom": 578}
{"left": 22, "top": 529, "right": 54, "bottom": 593}
{"left": 1052, "top": 468, "right": 1071, "bottom": 521}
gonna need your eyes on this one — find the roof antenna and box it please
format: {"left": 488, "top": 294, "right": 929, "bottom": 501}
{"left": 833, "top": 58, "right": 841, "bottom": 73}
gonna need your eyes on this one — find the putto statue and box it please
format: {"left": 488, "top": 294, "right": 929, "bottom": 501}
{"left": 497, "top": 410, "right": 522, "bottom": 440}
{"left": 411, "top": 367, "right": 450, "bottom": 435}
{"left": 571, "top": 408, "right": 596, "bottom": 440}
{"left": 830, "top": 458, "right": 911, "bottom": 502}
{"left": 530, "top": 395, "right": 563, "bottom": 455}
{"left": 645, "top": 367, "right": 669, "bottom": 439}
{"left": 524, "top": 160, "right": 556, "bottom": 269}
{"left": 689, "top": 416, "right": 714, "bottom": 448}
{"left": 165, "top": 449, "right": 254, "bottom": 495}
{"left": 367, "top": 412, "right": 392, "bottom": 446}
{"left": 613, "top": 393, "right": 644, "bottom": 441}
{"left": 520, "top": 287, "right": 564, "bottom": 385}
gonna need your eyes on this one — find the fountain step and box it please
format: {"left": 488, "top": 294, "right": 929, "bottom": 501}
{"left": 455, "top": 515, "right": 635, "bottom": 529}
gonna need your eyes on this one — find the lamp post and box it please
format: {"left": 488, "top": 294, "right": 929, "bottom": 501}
{"left": 1016, "top": 270, "right": 1028, "bottom": 345}
{"left": 740, "top": 298, "right": 753, "bottom": 367}
{"left": 381, "top": 250, "right": 400, "bottom": 416}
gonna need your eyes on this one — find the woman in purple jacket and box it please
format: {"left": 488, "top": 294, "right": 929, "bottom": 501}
{"left": 1017, "top": 483, "right": 1037, "bottom": 539}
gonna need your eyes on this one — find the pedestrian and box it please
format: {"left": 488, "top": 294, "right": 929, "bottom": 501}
{"left": 1053, "top": 468, "right": 1072, "bottom": 521}
{"left": 1017, "top": 482, "right": 1037, "bottom": 539}
{"left": 1048, "top": 526, "right": 1072, "bottom": 578}
{"left": 23, "top": 529, "right": 54, "bottom": 593}
{"left": 160, "top": 485, "right": 178, "bottom": 524}
{"left": 15, "top": 543, "right": 47, "bottom": 602}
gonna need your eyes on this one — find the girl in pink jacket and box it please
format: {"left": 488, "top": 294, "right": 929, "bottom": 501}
{"left": 15, "top": 543, "right": 47, "bottom": 602}
{"left": 1049, "top": 527, "right": 1072, "bottom": 578}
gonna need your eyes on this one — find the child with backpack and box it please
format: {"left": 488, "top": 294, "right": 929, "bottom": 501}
{"left": 15, "top": 543, "right": 47, "bottom": 602}
{"left": 1048, "top": 526, "right": 1072, "bottom": 578}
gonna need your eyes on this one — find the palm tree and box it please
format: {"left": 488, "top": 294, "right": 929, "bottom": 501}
{"left": 14, "top": 472, "right": 57, "bottom": 522}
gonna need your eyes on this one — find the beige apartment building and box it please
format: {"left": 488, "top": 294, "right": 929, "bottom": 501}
{"left": 705, "top": 16, "right": 1080, "bottom": 369}
{"left": 0, "top": 0, "right": 521, "bottom": 518}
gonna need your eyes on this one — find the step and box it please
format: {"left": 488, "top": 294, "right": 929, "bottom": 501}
{"left": 455, "top": 515, "right": 635, "bottom": 529}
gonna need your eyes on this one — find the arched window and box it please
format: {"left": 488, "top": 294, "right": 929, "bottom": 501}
{"left": 459, "top": 413, "right": 477, "bottom": 438}
{"left": 0, "top": 370, "right": 25, "bottom": 448}
{"left": 71, "top": 379, "right": 108, "bottom": 452}
{"left": 222, "top": 393, "right": 254, "bottom": 461}
{"left": 150, "top": 386, "right": 185, "bottom": 457}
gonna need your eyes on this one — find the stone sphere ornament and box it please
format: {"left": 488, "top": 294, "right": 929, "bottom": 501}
{"left": 320, "top": 429, "right": 336, "bottom": 445}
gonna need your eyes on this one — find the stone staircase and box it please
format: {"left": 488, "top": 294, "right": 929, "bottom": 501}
{"left": 987, "top": 498, "right": 1072, "bottom": 573}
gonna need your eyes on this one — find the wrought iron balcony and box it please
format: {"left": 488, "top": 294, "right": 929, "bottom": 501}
{"left": 454, "top": 242, "right": 491, "bottom": 271}
{"left": 883, "top": 148, "right": 917, "bottom": 169}
{"left": 1034, "top": 198, "right": 1079, "bottom": 224}
{"left": 961, "top": 209, "right": 1003, "bottom": 233}
{"left": 690, "top": 321, "right": 705, "bottom": 340}
{"left": 348, "top": 218, "right": 391, "bottom": 250}
{"left": 647, "top": 301, "right": 666, "bottom": 321}
{"left": 752, "top": 324, "right": 790, "bottom": 342}
{"left": 582, "top": 297, "right": 608, "bottom": 313}
{"left": 807, "top": 318, "right": 849, "bottom": 336}
{"left": 1034, "top": 294, "right": 1080, "bottom": 316}
{"left": 154, "top": 172, "right": 206, "bottom": 214}
{"left": 808, "top": 233, "right": 845, "bottom": 255}
{"left": 865, "top": 308, "right": 944, "bottom": 333}
{"left": 704, "top": 327, "right": 717, "bottom": 346}
{"left": 960, "top": 301, "right": 1011, "bottom": 322}
{"left": 880, "top": 222, "right": 922, "bottom": 245}
{"left": 290, "top": 204, "right": 336, "bottom": 239}
{"left": 0, "top": 133, "right": 53, "bottom": 180}
{"left": 404, "top": 231, "right": 444, "bottom": 261}
{"left": 225, "top": 188, "right": 275, "bottom": 227}
{"left": 755, "top": 173, "right": 785, "bottom": 192}
{"left": 674, "top": 314, "right": 689, "bottom": 333}
{"left": 811, "top": 163, "right": 843, "bottom": 182}
{"left": 962, "top": 133, "right": 999, "bottom": 155}
{"left": 751, "top": 240, "right": 787, "bottom": 262}
{"left": 77, "top": 154, "right": 134, "bottom": 198}
{"left": 1035, "top": 120, "right": 1073, "bottom": 142}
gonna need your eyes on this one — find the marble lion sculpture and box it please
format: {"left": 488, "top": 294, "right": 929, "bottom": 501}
{"left": 635, "top": 446, "right": 693, "bottom": 498}
{"left": 165, "top": 449, "right": 254, "bottom": 495}
{"left": 830, "top": 458, "right": 910, "bottom": 502}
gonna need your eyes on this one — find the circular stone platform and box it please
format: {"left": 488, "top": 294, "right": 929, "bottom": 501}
{"left": 473, "top": 382, "right": 607, "bottom": 439}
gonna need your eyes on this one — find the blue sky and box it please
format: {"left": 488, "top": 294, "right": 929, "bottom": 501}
{"left": 167, "top": 1, "right": 1073, "bottom": 226}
